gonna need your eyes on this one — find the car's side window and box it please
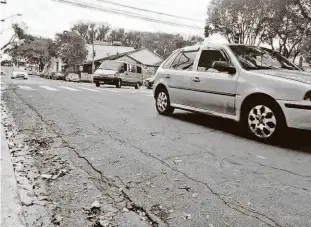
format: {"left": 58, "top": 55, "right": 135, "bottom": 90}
{"left": 172, "top": 51, "right": 198, "bottom": 71}
{"left": 198, "top": 49, "right": 228, "bottom": 72}
{"left": 162, "top": 52, "right": 180, "bottom": 69}
{"left": 123, "top": 63, "right": 128, "bottom": 72}
{"left": 169, "top": 53, "right": 182, "bottom": 69}
{"left": 129, "top": 64, "right": 136, "bottom": 73}
{"left": 137, "top": 66, "right": 142, "bottom": 74}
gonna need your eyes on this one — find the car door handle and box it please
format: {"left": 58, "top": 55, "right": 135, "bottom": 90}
{"left": 192, "top": 77, "right": 200, "bottom": 82}
{"left": 164, "top": 74, "right": 171, "bottom": 78}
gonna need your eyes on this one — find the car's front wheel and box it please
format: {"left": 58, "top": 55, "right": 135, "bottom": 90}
{"left": 95, "top": 82, "right": 100, "bottom": 87}
{"left": 242, "top": 100, "right": 286, "bottom": 142}
{"left": 155, "top": 89, "right": 174, "bottom": 115}
{"left": 116, "top": 79, "right": 122, "bottom": 88}
{"left": 135, "top": 82, "right": 140, "bottom": 89}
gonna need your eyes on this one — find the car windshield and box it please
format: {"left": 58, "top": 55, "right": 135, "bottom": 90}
{"left": 14, "top": 68, "right": 25, "bottom": 72}
{"left": 99, "top": 62, "right": 122, "bottom": 71}
{"left": 229, "top": 45, "right": 300, "bottom": 71}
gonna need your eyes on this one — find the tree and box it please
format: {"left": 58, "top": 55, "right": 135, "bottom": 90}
{"left": 95, "top": 24, "right": 111, "bottom": 41}
{"left": 8, "top": 37, "right": 56, "bottom": 70}
{"left": 206, "top": 0, "right": 272, "bottom": 45}
{"left": 108, "top": 28, "right": 126, "bottom": 43}
{"left": 55, "top": 31, "right": 88, "bottom": 70}
{"left": 292, "top": 0, "right": 311, "bottom": 22}
{"left": 71, "top": 22, "right": 111, "bottom": 43}
{"left": 123, "top": 31, "right": 142, "bottom": 49}
{"left": 205, "top": 0, "right": 311, "bottom": 61}
{"left": 1, "top": 23, "right": 33, "bottom": 51}
{"left": 71, "top": 22, "right": 89, "bottom": 42}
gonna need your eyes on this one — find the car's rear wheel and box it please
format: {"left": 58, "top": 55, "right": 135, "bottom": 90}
{"left": 241, "top": 99, "right": 286, "bottom": 142}
{"left": 116, "top": 79, "right": 122, "bottom": 88}
{"left": 155, "top": 88, "right": 174, "bottom": 115}
{"left": 135, "top": 82, "right": 140, "bottom": 89}
{"left": 95, "top": 82, "right": 100, "bottom": 87}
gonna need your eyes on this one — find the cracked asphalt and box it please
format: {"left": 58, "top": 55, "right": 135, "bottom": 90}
{"left": 2, "top": 75, "right": 311, "bottom": 227}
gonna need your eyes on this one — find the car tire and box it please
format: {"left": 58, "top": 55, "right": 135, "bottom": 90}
{"left": 116, "top": 79, "right": 122, "bottom": 88}
{"left": 241, "top": 99, "right": 286, "bottom": 142}
{"left": 155, "top": 88, "right": 174, "bottom": 115}
{"left": 135, "top": 82, "right": 140, "bottom": 89}
{"left": 95, "top": 82, "right": 100, "bottom": 87}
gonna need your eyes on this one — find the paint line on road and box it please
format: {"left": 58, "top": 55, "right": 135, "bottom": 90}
{"left": 18, "top": 85, "right": 35, "bottom": 90}
{"left": 40, "top": 86, "right": 59, "bottom": 91}
{"left": 58, "top": 86, "right": 81, "bottom": 91}
{"left": 77, "top": 87, "right": 100, "bottom": 92}
{"left": 100, "top": 89, "right": 121, "bottom": 93}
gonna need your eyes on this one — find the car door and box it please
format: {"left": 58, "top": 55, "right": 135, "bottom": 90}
{"left": 119, "top": 62, "right": 128, "bottom": 82}
{"left": 136, "top": 65, "right": 143, "bottom": 84}
{"left": 189, "top": 48, "right": 238, "bottom": 115}
{"left": 126, "top": 63, "right": 137, "bottom": 85}
{"left": 163, "top": 50, "right": 198, "bottom": 105}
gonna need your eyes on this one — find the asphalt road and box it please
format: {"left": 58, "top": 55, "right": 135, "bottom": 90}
{"left": 2, "top": 74, "right": 311, "bottom": 227}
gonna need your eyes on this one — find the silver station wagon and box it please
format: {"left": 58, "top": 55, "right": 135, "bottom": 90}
{"left": 153, "top": 44, "right": 311, "bottom": 142}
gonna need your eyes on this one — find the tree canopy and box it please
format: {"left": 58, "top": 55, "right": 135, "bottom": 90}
{"left": 55, "top": 31, "right": 88, "bottom": 67}
{"left": 206, "top": 0, "right": 311, "bottom": 61}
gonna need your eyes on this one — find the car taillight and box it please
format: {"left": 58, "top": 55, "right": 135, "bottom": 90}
{"left": 304, "top": 91, "right": 311, "bottom": 101}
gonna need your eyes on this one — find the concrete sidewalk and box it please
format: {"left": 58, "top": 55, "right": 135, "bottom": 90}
{"left": 1, "top": 126, "right": 25, "bottom": 227}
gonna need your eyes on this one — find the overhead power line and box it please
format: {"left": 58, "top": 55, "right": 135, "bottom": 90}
{"left": 51, "top": 0, "right": 204, "bottom": 30}
{"left": 96, "top": 0, "right": 204, "bottom": 22}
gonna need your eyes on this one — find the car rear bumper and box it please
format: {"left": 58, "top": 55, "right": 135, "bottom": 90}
{"left": 12, "top": 74, "right": 27, "bottom": 78}
{"left": 93, "top": 77, "right": 117, "bottom": 84}
{"left": 278, "top": 100, "right": 311, "bottom": 130}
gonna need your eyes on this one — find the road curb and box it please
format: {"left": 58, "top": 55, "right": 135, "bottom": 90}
{"left": 0, "top": 125, "right": 25, "bottom": 227}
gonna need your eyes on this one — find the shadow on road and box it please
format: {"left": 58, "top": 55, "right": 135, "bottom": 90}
{"left": 171, "top": 112, "right": 311, "bottom": 153}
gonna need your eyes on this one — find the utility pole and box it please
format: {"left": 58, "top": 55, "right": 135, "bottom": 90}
{"left": 92, "top": 26, "right": 95, "bottom": 74}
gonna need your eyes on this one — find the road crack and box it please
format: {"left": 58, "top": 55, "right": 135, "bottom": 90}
{"left": 251, "top": 160, "right": 311, "bottom": 178}
{"left": 11, "top": 87, "right": 161, "bottom": 227}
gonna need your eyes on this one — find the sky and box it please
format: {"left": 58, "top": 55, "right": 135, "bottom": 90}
{"left": 0, "top": 0, "right": 210, "bottom": 47}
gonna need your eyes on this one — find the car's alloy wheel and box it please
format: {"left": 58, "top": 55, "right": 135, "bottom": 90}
{"left": 248, "top": 105, "right": 277, "bottom": 139}
{"left": 156, "top": 90, "right": 174, "bottom": 115}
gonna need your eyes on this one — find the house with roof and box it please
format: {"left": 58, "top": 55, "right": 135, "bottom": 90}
{"left": 94, "top": 48, "right": 164, "bottom": 78}
{"left": 82, "top": 44, "right": 135, "bottom": 74}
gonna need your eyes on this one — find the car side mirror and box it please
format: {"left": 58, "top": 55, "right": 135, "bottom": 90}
{"left": 120, "top": 68, "right": 124, "bottom": 73}
{"left": 212, "top": 61, "right": 236, "bottom": 74}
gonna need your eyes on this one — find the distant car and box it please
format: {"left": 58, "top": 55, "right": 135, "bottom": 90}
{"left": 52, "top": 72, "right": 65, "bottom": 80}
{"left": 27, "top": 71, "right": 38, "bottom": 76}
{"left": 11, "top": 68, "right": 28, "bottom": 80}
{"left": 93, "top": 61, "right": 143, "bottom": 89}
{"left": 66, "top": 73, "right": 80, "bottom": 82}
{"left": 44, "top": 72, "right": 53, "bottom": 79}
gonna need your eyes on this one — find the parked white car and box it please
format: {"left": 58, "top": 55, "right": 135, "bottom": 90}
{"left": 153, "top": 44, "right": 311, "bottom": 142}
{"left": 66, "top": 73, "right": 80, "bottom": 82}
{"left": 11, "top": 68, "right": 28, "bottom": 80}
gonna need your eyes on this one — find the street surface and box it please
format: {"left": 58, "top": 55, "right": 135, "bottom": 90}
{"left": 1, "top": 74, "right": 311, "bottom": 227}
